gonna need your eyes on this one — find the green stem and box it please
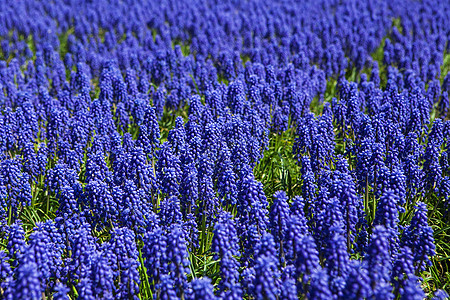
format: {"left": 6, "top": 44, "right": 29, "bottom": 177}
{"left": 200, "top": 213, "right": 207, "bottom": 255}
{"left": 365, "top": 176, "right": 369, "bottom": 221}
{"left": 7, "top": 203, "right": 12, "bottom": 226}
{"left": 138, "top": 248, "right": 152, "bottom": 300}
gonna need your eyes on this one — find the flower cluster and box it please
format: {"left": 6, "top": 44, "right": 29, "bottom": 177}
{"left": 0, "top": 0, "right": 449, "bottom": 299}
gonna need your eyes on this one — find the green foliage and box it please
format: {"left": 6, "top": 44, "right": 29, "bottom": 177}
{"left": 254, "top": 125, "right": 300, "bottom": 204}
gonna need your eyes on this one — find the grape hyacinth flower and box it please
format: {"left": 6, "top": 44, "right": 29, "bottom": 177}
{"left": 5, "top": 261, "right": 42, "bottom": 300}
{"left": 211, "top": 211, "right": 241, "bottom": 299}
{"left": 401, "top": 202, "right": 436, "bottom": 273}
{"left": 187, "top": 278, "right": 216, "bottom": 300}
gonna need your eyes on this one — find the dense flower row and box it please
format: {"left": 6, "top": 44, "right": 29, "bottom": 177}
{"left": 0, "top": 0, "right": 449, "bottom": 299}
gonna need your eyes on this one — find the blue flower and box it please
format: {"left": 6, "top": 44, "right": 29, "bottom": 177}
{"left": 401, "top": 202, "right": 436, "bottom": 272}
{"left": 138, "top": 105, "right": 161, "bottom": 159}
{"left": 53, "top": 283, "right": 70, "bottom": 300}
{"left": 166, "top": 224, "right": 190, "bottom": 297}
{"left": 159, "top": 196, "right": 182, "bottom": 227}
{"left": 7, "top": 221, "right": 26, "bottom": 267}
{"left": 168, "top": 117, "right": 187, "bottom": 158}
{"left": 187, "top": 278, "right": 216, "bottom": 300}
{"left": 252, "top": 241, "right": 280, "bottom": 300}
{"left": 374, "top": 189, "right": 400, "bottom": 247}
{"left": 107, "top": 227, "right": 140, "bottom": 299}
{"left": 158, "top": 275, "right": 179, "bottom": 300}
{"left": 279, "top": 277, "right": 298, "bottom": 300}
{"left": 307, "top": 269, "right": 333, "bottom": 300}
{"left": 269, "top": 191, "right": 290, "bottom": 246}
{"left": 143, "top": 226, "right": 167, "bottom": 289}
{"left": 0, "top": 250, "right": 12, "bottom": 292}
{"left": 342, "top": 261, "right": 372, "bottom": 300}
{"left": 212, "top": 212, "right": 241, "bottom": 297}
{"left": 366, "top": 226, "right": 392, "bottom": 292}
{"left": 294, "top": 235, "right": 321, "bottom": 291}
{"left": 6, "top": 261, "right": 42, "bottom": 300}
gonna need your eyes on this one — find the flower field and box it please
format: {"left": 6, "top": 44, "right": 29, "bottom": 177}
{"left": 0, "top": 0, "right": 450, "bottom": 299}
